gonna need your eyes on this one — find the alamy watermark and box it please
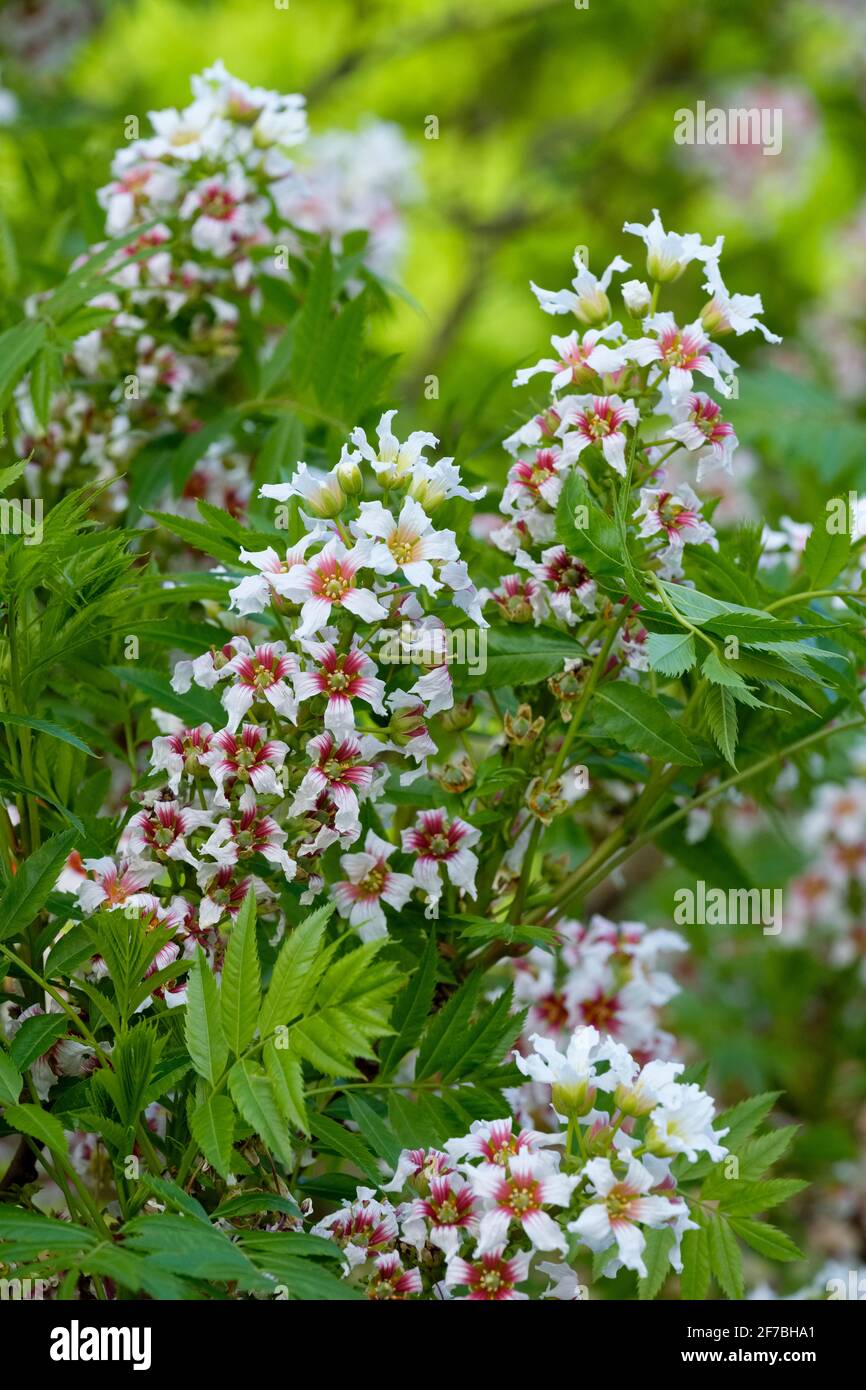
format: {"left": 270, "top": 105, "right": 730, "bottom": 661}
{"left": 673, "top": 880, "right": 783, "bottom": 936}
{"left": 376, "top": 620, "right": 487, "bottom": 679}
{"left": 0, "top": 497, "right": 43, "bottom": 545}
{"left": 674, "top": 101, "right": 782, "bottom": 157}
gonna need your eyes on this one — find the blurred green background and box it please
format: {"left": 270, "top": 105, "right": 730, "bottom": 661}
{"left": 2, "top": 0, "right": 866, "bottom": 468}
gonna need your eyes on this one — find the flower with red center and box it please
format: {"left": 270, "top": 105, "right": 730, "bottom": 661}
{"left": 293, "top": 642, "right": 386, "bottom": 732}
{"left": 124, "top": 800, "right": 211, "bottom": 868}
{"left": 289, "top": 731, "right": 381, "bottom": 843}
{"left": 383, "top": 1147, "right": 454, "bottom": 1194}
{"left": 669, "top": 392, "right": 737, "bottom": 478}
{"left": 517, "top": 545, "right": 596, "bottom": 627}
{"left": 387, "top": 690, "right": 438, "bottom": 782}
{"left": 471, "top": 1150, "right": 578, "bottom": 1254}
{"left": 569, "top": 1156, "right": 692, "bottom": 1278}
{"left": 625, "top": 311, "right": 735, "bottom": 404}
{"left": 333, "top": 830, "right": 415, "bottom": 940}
{"left": 404, "top": 1174, "right": 480, "bottom": 1255}
{"left": 282, "top": 536, "right": 387, "bottom": 639}
{"left": 228, "top": 533, "right": 326, "bottom": 615}
{"left": 71, "top": 856, "right": 164, "bottom": 914}
{"left": 401, "top": 809, "right": 480, "bottom": 917}
{"left": 351, "top": 496, "right": 459, "bottom": 596}
{"left": 445, "top": 1247, "right": 532, "bottom": 1301}
{"left": 802, "top": 782, "right": 866, "bottom": 846}
{"left": 202, "top": 724, "right": 288, "bottom": 806}
{"left": 197, "top": 868, "right": 257, "bottom": 929}
{"left": 502, "top": 448, "right": 563, "bottom": 514}
{"left": 514, "top": 325, "right": 631, "bottom": 392}
{"left": 200, "top": 788, "right": 295, "bottom": 880}
{"left": 150, "top": 723, "right": 214, "bottom": 794}
{"left": 312, "top": 1189, "right": 398, "bottom": 1270}
{"left": 445, "top": 1117, "right": 562, "bottom": 1170}
{"left": 365, "top": 1252, "right": 423, "bottom": 1300}
{"left": 221, "top": 642, "right": 298, "bottom": 732}
{"left": 489, "top": 573, "right": 546, "bottom": 625}
{"left": 634, "top": 483, "right": 715, "bottom": 552}
{"left": 557, "top": 393, "right": 640, "bottom": 475}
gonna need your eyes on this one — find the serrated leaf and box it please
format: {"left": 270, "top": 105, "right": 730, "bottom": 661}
{"left": 190, "top": 1093, "right": 236, "bottom": 1180}
{"left": 706, "top": 1210, "right": 744, "bottom": 1299}
{"left": 311, "top": 1112, "right": 382, "bottom": 1185}
{"left": 0, "top": 828, "right": 78, "bottom": 944}
{"left": 264, "top": 1041, "right": 309, "bottom": 1136}
{"left": 185, "top": 948, "right": 228, "bottom": 1086}
{"left": 227, "top": 1059, "right": 294, "bottom": 1168}
{"left": 704, "top": 683, "right": 738, "bottom": 767}
{"left": 679, "top": 1219, "right": 711, "bottom": 1300}
{"left": 728, "top": 1217, "right": 803, "bottom": 1262}
{"left": 637, "top": 1226, "right": 675, "bottom": 1300}
{"left": 292, "top": 243, "right": 333, "bottom": 388}
{"left": 378, "top": 932, "right": 438, "bottom": 1077}
{"left": 346, "top": 1093, "right": 401, "bottom": 1167}
{"left": 0, "top": 1048, "right": 23, "bottom": 1104}
{"left": 803, "top": 515, "right": 851, "bottom": 587}
{"left": 722, "top": 1179, "right": 808, "bottom": 1216}
{"left": 716, "top": 1092, "right": 782, "bottom": 1151}
{"left": 10, "top": 1014, "right": 68, "bottom": 1071}
{"left": 258, "top": 903, "right": 333, "bottom": 1038}
{"left": 590, "top": 681, "right": 701, "bottom": 766}
{"left": 647, "top": 631, "right": 697, "bottom": 677}
{"left": 4, "top": 1102, "right": 68, "bottom": 1155}
{"left": 702, "top": 649, "right": 750, "bottom": 691}
{"left": 220, "top": 888, "right": 261, "bottom": 1056}
{"left": 0, "top": 712, "right": 96, "bottom": 756}
{"left": 734, "top": 1126, "right": 799, "bottom": 1180}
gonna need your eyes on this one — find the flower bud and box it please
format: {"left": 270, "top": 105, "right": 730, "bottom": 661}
{"left": 699, "top": 296, "right": 732, "bottom": 336}
{"left": 336, "top": 457, "right": 363, "bottom": 496}
{"left": 622, "top": 279, "right": 652, "bottom": 317}
{"left": 552, "top": 1078, "right": 596, "bottom": 1119}
{"left": 306, "top": 475, "right": 346, "bottom": 518}
{"left": 439, "top": 697, "right": 475, "bottom": 733}
{"left": 574, "top": 287, "right": 611, "bottom": 328}
{"left": 389, "top": 701, "right": 427, "bottom": 746}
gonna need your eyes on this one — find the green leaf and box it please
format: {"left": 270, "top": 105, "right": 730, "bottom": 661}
{"left": 701, "top": 649, "right": 751, "bottom": 691}
{"left": 346, "top": 1093, "right": 401, "bottom": 1167}
{"left": 107, "top": 665, "right": 224, "bottom": 727}
{"left": 190, "top": 1093, "right": 236, "bottom": 1180}
{"left": 378, "top": 931, "right": 438, "bottom": 1077}
{"left": 292, "top": 243, "right": 334, "bottom": 389}
{"left": 722, "top": 1179, "right": 808, "bottom": 1216}
{"left": 0, "top": 320, "right": 47, "bottom": 412}
{"left": 416, "top": 973, "right": 482, "bottom": 1080}
{"left": 0, "top": 1208, "right": 95, "bottom": 1256}
{"left": 220, "top": 888, "right": 261, "bottom": 1056}
{"left": 455, "top": 624, "right": 586, "bottom": 691}
{"left": 258, "top": 903, "right": 333, "bottom": 1038}
{"left": 716, "top": 1092, "right": 782, "bottom": 1151}
{"left": 706, "top": 1210, "right": 744, "bottom": 1299}
{"left": 646, "top": 631, "right": 697, "bottom": 678}
{"left": 637, "top": 1226, "right": 675, "bottom": 1300}
{"left": 728, "top": 1217, "right": 803, "bottom": 1262}
{"left": 264, "top": 1040, "right": 309, "bottom": 1136}
{"left": 0, "top": 828, "right": 78, "bottom": 944}
{"left": 184, "top": 948, "right": 229, "bottom": 1086}
{"left": 704, "top": 683, "right": 738, "bottom": 767}
{"left": 10, "top": 1014, "right": 68, "bottom": 1071}
{"left": 0, "top": 1047, "right": 23, "bottom": 1104}
{"left": 735, "top": 1126, "right": 799, "bottom": 1180}
{"left": 556, "top": 471, "right": 624, "bottom": 576}
{"left": 802, "top": 512, "right": 851, "bottom": 587}
{"left": 4, "top": 1102, "right": 68, "bottom": 1155}
{"left": 590, "top": 681, "right": 701, "bottom": 766}
{"left": 312, "top": 1112, "right": 382, "bottom": 1185}
{"left": 0, "top": 712, "right": 95, "bottom": 757}
{"left": 679, "top": 1219, "right": 711, "bottom": 1300}
{"left": 227, "top": 1059, "right": 294, "bottom": 1168}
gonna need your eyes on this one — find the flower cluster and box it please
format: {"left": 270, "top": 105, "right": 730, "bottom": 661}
{"left": 313, "top": 1025, "right": 728, "bottom": 1298}
{"left": 56, "top": 411, "right": 489, "bottom": 997}
{"left": 15, "top": 62, "right": 416, "bottom": 509}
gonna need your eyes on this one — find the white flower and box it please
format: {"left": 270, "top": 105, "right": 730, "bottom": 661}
{"left": 569, "top": 1157, "right": 691, "bottom": 1278}
{"left": 228, "top": 534, "right": 325, "bottom": 615}
{"left": 351, "top": 496, "right": 459, "bottom": 595}
{"left": 622, "top": 279, "right": 652, "bottom": 316}
{"left": 668, "top": 392, "right": 738, "bottom": 478}
{"left": 530, "top": 250, "right": 630, "bottom": 325}
{"left": 649, "top": 1082, "right": 729, "bottom": 1163}
{"left": 625, "top": 312, "right": 737, "bottom": 404}
{"left": 557, "top": 393, "right": 640, "bottom": 476}
{"left": 342, "top": 409, "right": 438, "bottom": 486}
{"left": 701, "top": 259, "right": 781, "bottom": 343}
{"left": 513, "top": 325, "right": 631, "bottom": 391}
{"left": 332, "top": 831, "right": 415, "bottom": 941}
{"left": 623, "top": 208, "right": 722, "bottom": 283}
{"left": 471, "top": 1151, "right": 578, "bottom": 1254}
{"left": 280, "top": 536, "right": 387, "bottom": 639}
{"left": 634, "top": 483, "right": 716, "bottom": 551}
